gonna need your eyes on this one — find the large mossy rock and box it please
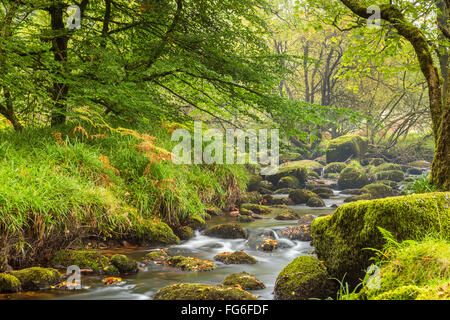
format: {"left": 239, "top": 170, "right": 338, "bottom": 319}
{"left": 274, "top": 256, "right": 333, "bottom": 300}
{"left": 139, "top": 220, "right": 180, "bottom": 244}
{"left": 370, "top": 163, "right": 402, "bottom": 174}
{"left": 203, "top": 223, "right": 247, "bottom": 239}
{"left": 50, "top": 249, "right": 109, "bottom": 273}
{"left": 337, "top": 167, "right": 370, "bottom": 189}
{"left": 265, "top": 161, "right": 308, "bottom": 186}
{"left": 223, "top": 272, "right": 266, "bottom": 290}
{"left": 280, "top": 152, "right": 303, "bottom": 163}
{"left": 0, "top": 273, "right": 21, "bottom": 293}
{"left": 306, "top": 197, "right": 326, "bottom": 207}
{"left": 154, "top": 283, "right": 258, "bottom": 300}
{"left": 326, "top": 135, "right": 368, "bottom": 163}
{"left": 110, "top": 254, "right": 138, "bottom": 274}
{"left": 375, "top": 170, "right": 405, "bottom": 182}
{"left": 278, "top": 176, "right": 300, "bottom": 189}
{"left": 289, "top": 189, "right": 318, "bottom": 204}
{"left": 11, "top": 267, "right": 60, "bottom": 291}
{"left": 172, "top": 225, "right": 194, "bottom": 240}
{"left": 361, "top": 183, "right": 395, "bottom": 199}
{"left": 311, "top": 192, "right": 450, "bottom": 286}
{"left": 214, "top": 250, "right": 257, "bottom": 264}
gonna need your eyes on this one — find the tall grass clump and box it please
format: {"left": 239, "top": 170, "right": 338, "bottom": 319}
{"left": 0, "top": 115, "right": 249, "bottom": 269}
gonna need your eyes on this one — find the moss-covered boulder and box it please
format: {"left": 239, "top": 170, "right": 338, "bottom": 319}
{"left": 337, "top": 167, "right": 370, "bottom": 189}
{"left": 275, "top": 209, "right": 300, "bottom": 220}
{"left": 166, "top": 256, "right": 216, "bottom": 272}
{"left": 144, "top": 249, "right": 168, "bottom": 262}
{"left": 274, "top": 256, "right": 333, "bottom": 300}
{"left": 110, "top": 254, "right": 138, "bottom": 274}
{"left": 312, "top": 187, "right": 334, "bottom": 197}
{"left": 311, "top": 192, "right": 450, "bottom": 286}
{"left": 361, "top": 183, "right": 395, "bottom": 199}
{"left": 50, "top": 249, "right": 109, "bottom": 273}
{"left": 370, "top": 163, "right": 402, "bottom": 174}
{"left": 375, "top": 170, "right": 405, "bottom": 182}
{"left": 274, "top": 188, "right": 292, "bottom": 194}
{"left": 247, "top": 175, "right": 263, "bottom": 192}
{"left": 278, "top": 176, "right": 300, "bottom": 189}
{"left": 214, "top": 251, "right": 257, "bottom": 264}
{"left": 139, "top": 220, "right": 180, "bottom": 244}
{"left": 266, "top": 161, "right": 308, "bottom": 186}
{"left": 361, "top": 158, "right": 385, "bottom": 166}
{"left": 11, "top": 267, "right": 60, "bottom": 291}
{"left": 306, "top": 197, "right": 326, "bottom": 207}
{"left": 154, "top": 283, "right": 258, "bottom": 300}
{"left": 289, "top": 189, "right": 318, "bottom": 204}
{"left": 323, "top": 162, "right": 347, "bottom": 176}
{"left": 326, "top": 135, "right": 368, "bottom": 163}
{"left": 240, "top": 203, "right": 271, "bottom": 215}
{"left": 0, "top": 273, "right": 21, "bottom": 293}
{"left": 203, "top": 224, "right": 247, "bottom": 239}
{"left": 223, "top": 272, "right": 266, "bottom": 290}
{"left": 172, "top": 225, "right": 194, "bottom": 241}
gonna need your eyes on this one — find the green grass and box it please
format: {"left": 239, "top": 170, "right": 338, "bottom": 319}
{"left": 0, "top": 120, "right": 249, "bottom": 267}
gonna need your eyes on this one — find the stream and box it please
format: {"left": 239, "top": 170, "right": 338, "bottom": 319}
{"left": 4, "top": 191, "right": 348, "bottom": 300}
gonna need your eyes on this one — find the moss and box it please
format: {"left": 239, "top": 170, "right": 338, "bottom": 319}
{"left": 266, "top": 162, "right": 308, "bottom": 186}
{"left": 361, "top": 183, "right": 395, "bottom": 198}
{"left": 239, "top": 208, "right": 253, "bottom": 216}
{"left": 214, "top": 251, "right": 257, "bottom": 264}
{"left": 312, "top": 187, "right": 334, "bottom": 196}
{"left": 289, "top": 189, "right": 318, "bottom": 204}
{"left": 326, "top": 135, "right": 368, "bottom": 163}
{"left": 145, "top": 249, "right": 168, "bottom": 262}
{"left": 172, "top": 225, "right": 194, "bottom": 240}
{"left": 280, "top": 152, "right": 303, "bottom": 162}
{"left": 275, "top": 209, "right": 300, "bottom": 220}
{"left": 364, "top": 158, "right": 385, "bottom": 166}
{"left": 240, "top": 203, "right": 271, "bottom": 215}
{"left": 370, "top": 163, "right": 402, "bottom": 174}
{"left": 416, "top": 282, "right": 450, "bottom": 300}
{"left": 338, "top": 167, "right": 369, "bottom": 189}
{"left": 50, "top": 249, "right": 109, "bottom": 273}
{"left": 139, "top": 221, "right": 180, "bottom": 244}
{"left": 278, "top": 176, "right": 300, "bottom": 189}
{"left": 110, "top": 254, "right": 138, "bottom": 274}
{"left": 311, "top": 192, "right": 450, "bottom": 286}
{"left": 0, "top": 273, "right": 21, "bottom": 293}
{"left": 166, "top": 256, "right": 216, "bottom": 272}
{"left": 154, "top": 283, "right": 258, "bottom": 300}
{"left": 375, "top": 170, "right": 405, "bottom": 182}
{"left": 324, "top": 162, "right": 347, "bottom": 175}
{"left": 372, "top": 285, "right": 425, "bottom": 300}
{"left": 306, "top": 197, "right": 326, "bottom": 207}
{"left": 238, "top": 215, "right": 254, "bottom": 223}
{"left": 274, "top": 256, "right": 333, "bottom": 300}
{"left": 247, "top": 175, "right": 262, "bottom": 192}
{"left": 11, "top": 267, "right": 60, "bottom": 291}
{"left": 274, "top": 188, "right": 292, "bottom": 194}
{"left": 203, "top": 223, "right": 247, "bottom": 239}
{"left": 223, "top": 272, "right": 266, "bottom": 290}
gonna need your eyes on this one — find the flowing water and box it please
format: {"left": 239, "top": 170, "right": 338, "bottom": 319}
{"left": 3, "top": 191, "right": 348, "bottom": 300}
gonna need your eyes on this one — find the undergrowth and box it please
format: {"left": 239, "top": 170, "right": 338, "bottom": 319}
{"left": 0, "top": 111, "right": 249, "bottom": 268}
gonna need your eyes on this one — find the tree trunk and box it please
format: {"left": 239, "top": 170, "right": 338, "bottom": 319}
{"left": 49, "top": 4, "right": 69, "bottom": 127}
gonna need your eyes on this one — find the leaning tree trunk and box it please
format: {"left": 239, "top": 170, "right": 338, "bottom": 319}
{"left": 339, "top": 0, "right": 450, "bottom": 191}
